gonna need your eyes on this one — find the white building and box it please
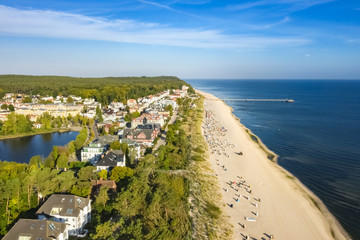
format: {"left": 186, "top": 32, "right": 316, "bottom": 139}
{"left": 3, "top": 219, "right": 68, "bottom": 240}
{"left": 36, "top": 194, "right": 91, "bottom": 237}
{"left": 81, "top": 139, "right": 108, "bottom": 164}
{"left": 94, "top": 150, "right": 126, "bottom": 172}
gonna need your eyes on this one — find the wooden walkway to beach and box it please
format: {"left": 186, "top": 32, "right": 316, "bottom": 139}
{"left": 222, "top": 99, "right": 294, "bottom": 102}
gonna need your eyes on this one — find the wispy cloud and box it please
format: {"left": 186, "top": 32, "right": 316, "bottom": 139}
{"left": 136, "top": 0, "right": 199, "bottom": 18}
{"left": 0, "top": 5, "right": 310, "bottom": 49}
{"left": 346, "top": 38, "right": 360, "bottom": 43}
{"left": 242, "top": 16, "right": 291, "bottom": 30}
{"left": 227, "top": 0, "right": 335, "bottom": 14}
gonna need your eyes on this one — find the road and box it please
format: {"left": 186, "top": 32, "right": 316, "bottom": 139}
{"left": 153, "top": 111, "right": 177, "bottom": 150}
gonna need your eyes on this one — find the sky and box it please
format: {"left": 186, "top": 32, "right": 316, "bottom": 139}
{"left": 0, "top": 0, "right": 360, "bottom": 79}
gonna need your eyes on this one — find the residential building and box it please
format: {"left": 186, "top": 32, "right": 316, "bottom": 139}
{"left": 127, "top": 99, "right": 137, "bottom": 107}
{"left": 2, "top": 219, "right": 68, "bottom": 240}
{"left": 94, "top": 150, "right": 126, "bottom": 172}
{"left": 36, "top": 194, "right": 91, "bottom": 237}
{"left": 81, "top": 139, "right": 108, "bottom": 164}
{"left": 122, "top": 128, "right": 158, "bottom": 145}
{"left": 131, "top": 113, "right": 165, "bottom": 128}
{"left": 119, "top": 138, "right": 141, "bottom": 159}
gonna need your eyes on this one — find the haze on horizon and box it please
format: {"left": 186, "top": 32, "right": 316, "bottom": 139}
{"left": 0, "top": 0, "right": 359, "bottom": 79}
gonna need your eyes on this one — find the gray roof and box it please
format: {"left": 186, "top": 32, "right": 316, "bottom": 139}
{"left": 98, "top": 135, "right": 119, "bottom": 144}
{"left": 36, "top": 194, "right": 89, "bottom": 218}
{"left": 95, "top": 150, "right": 125, "bottom": 167}
{"left": 136, "top": 123, "right": 160, "bottom": 130}
{"left": 2, "top": 219, "right": 67, "bottom": 240}
{"left": 123, "top": 128, "right": 154, "bottom": 140}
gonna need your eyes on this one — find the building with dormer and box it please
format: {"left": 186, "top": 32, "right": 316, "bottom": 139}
{"left": 2, "top": 219, "right": 68, "bottom": 240}
{"left": 36, "top": 194, "right": 91, "bottom": 237}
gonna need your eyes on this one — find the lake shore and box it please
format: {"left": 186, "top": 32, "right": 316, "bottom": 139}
{"left": 197, "top": 89, "right": 350, "bottom": 240}
{"left": 0, "top": 126, "right": 82, "bottom": 140}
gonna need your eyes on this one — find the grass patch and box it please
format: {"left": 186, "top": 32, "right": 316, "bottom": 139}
{"left": 205, "top": 201, "right": 221, "bottom": 219}
{"left": 192, "top": 155, "right": 205, "bottom": 161}
{"left": 193, "top": 147, "right": 205, "bottom": 154}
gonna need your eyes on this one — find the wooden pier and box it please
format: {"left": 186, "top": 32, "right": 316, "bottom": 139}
{"left": 222, "top": 99, "right": 294, "bottom": 102}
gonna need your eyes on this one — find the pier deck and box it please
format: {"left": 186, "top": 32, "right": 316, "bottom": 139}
{"left": 222, "top": 99, "right": 294, "bottom": 102}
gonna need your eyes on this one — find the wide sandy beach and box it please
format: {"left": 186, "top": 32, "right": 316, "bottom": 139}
{"left": 198, "top": 89, "right": 350, "bottom": 240}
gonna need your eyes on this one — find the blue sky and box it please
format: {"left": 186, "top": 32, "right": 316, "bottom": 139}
{"left": 0, "top": 0, "right": 359, "bottom": 79}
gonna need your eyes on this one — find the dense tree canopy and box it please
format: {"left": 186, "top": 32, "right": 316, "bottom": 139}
{"left": 0, "top": 75, "right": 187, "bottom": 105}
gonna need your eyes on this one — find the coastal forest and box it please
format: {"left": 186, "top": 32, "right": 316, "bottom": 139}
{"left": 0, "top": 75, "right": 186, "bottom": 105}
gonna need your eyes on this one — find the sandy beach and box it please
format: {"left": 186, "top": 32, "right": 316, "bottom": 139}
{"left": 198, "top": 89, "right": 350, "bottom": 240}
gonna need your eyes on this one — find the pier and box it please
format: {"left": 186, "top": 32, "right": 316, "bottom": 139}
{"left": 222, "top": 99, "right": 294, "bottom": 102}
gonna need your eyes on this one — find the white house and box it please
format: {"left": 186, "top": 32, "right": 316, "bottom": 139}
{"left": 36, "top": 194, "right": 91, "bottom": 237}
{"left": 2, "top": 219, "right": 68, "bottom": 240}
{"left": 94, "top": 150, "right": 126, "bottom": 172}
{"left": 81, "top": 139, "right": 108, "bottom": 164}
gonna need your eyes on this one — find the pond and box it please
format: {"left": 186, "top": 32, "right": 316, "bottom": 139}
{"left": 0, "top": 131, "right": 79, "bottom": 163}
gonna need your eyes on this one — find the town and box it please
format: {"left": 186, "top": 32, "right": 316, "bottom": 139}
{"left": 0, "top": 84, "right": 194, "bottom": 239}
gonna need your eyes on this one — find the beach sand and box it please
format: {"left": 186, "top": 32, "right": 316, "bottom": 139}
{"left": 197, "top": 89, "right": 350, "bottom": 240}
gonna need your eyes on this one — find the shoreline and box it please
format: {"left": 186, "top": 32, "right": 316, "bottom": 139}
{"left": 197, "top": 89, "right": 351, "bottom": 240}
{"left": 0, "top": 126, "right": 81, "bottom": 141}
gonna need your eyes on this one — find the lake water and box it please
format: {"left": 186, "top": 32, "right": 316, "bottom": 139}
{"left": 0, "top": 131, "right": 79, "bottom": 163}
{"left": 187, "top": 79, "right": 360, "bottom": 239}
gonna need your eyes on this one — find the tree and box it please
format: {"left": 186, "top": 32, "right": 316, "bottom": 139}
{"left": 96, "top": 106, "right": 103, "bottom": 122}
{"left": 52, "top": 146, "right": 59, "bottom": 161}
{"left": 110, "top": 141, "right": 121, "bottom": 150}
{"left": 67, "top": 96, "right": 74, "bottom": 103}
{"left": 164, "top": 104, "right": 173, "bottom": 116}
{"left": 109, "top": 167, "right": 134, "bottom": 182}
{"left": 124, "top": 114, "right": 131, "bottom": 122}
{"left": 22, "top": 96, "right": 32, "bottom": 103}
{"left": 131, "top": 111, "right": 140, "bottom": 119}
{"left": 70, "top": 181, "right": 92, "bottom": 197}
{"left": 95, "top": 186, "right": 109, "bottom": 207}
{"left": 53, "top": 171, "right": 75, "bottom": 193}
{"left": 98, "top": 170, "right": 108, "bottom": 180}
{"left": 108, "top": 126, "right": 116, "bottom": 135}
{"left": 1, "top": 104, "right": 8, "bottom": 110}
{"left": 78, "top": 166, "right": 96, "bottom": 181}
{"left": 187, "top": 86, "right": 195, "bottom": 94}
{"left": 56, "top": 153, "right": 68, "bottom": 170}
{"left": 28, "top": 155, "right": 41, "bottom": 171}
{"left": 68, "top": 141, "right": 76, "bottom": 154}
{"left": 8, "top": 105, "right": 14, "bottom": 112}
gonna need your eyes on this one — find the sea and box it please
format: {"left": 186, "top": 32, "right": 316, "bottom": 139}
{"left": 187, "top": 79, "right": 360, "bottom": 239}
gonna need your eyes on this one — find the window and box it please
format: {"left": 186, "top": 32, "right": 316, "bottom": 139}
{"left": 50, "top": 207, "right": 62, "bottom": 215}
{"left": 49, "top": 223, "right": 56, "bottom": 231}
{"left": 66, "top": 208, "right": 73, "bottom": 214}
{"left": 18, "top": 236, "right": 31, "bottom": 240}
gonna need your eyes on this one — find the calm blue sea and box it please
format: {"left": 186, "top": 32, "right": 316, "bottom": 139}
{"left": 187, "top": 79, "right": 360, "bottom": 239}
